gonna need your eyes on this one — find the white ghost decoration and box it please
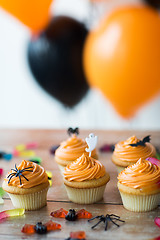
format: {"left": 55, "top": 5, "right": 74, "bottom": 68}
{"left": 85, "top": 133, "right": 98, "bottom": 157}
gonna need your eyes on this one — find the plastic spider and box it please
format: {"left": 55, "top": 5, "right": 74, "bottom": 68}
{"left": 88, "top": 214, "right": 125, "bottom": 231}
{"left": 7, "top": 164, "right": 33, "bottom": 185}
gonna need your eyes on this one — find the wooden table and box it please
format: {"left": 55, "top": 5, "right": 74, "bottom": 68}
{"left": 0, "top": 129, "right": 159, "bottom": 240}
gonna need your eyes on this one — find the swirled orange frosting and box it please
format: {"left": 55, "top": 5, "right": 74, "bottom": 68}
{"left": 113, "top": 136, "right": 156, "bottom": 163}
{"left": 118, "top": 158, "right": 160, "bottom": 191}
{"left": 55, "top": 134, "right": 96, "bottom": 161}
{"left": 64, "top": 153, "right": 106, "bottom": 182}
{"left": 4, "top": 160, "right": 48, "bottom": 188}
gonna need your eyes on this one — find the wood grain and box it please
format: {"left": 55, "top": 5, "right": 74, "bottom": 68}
{"left": 0, "top": 129, "right": 160, "bottom": 239}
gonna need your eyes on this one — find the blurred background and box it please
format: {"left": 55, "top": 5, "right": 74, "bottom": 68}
{"left": 0, "top": 0, "right": 160, "bottom": 130}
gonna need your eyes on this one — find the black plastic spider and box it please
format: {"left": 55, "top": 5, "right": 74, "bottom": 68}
{"left": 7, "top": 164, "right": 33, "bottom": 185}
{"left": 88, "top": 214, "right": 125, "bottom": 231}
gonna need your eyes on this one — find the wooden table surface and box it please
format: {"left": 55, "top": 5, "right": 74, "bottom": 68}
{"left": 0, "top": 129, "right": 160, "bottom": 240}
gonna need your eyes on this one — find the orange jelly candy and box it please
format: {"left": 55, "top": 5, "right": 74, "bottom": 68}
{"left": 50, "top": 208, "right": 68, "bottom": 218}
{"left": 70, "top": 231, "right": 86, "bottom": 239}
{"left": 21, "top": 224, "right": 35, "bottom": 234}
{"left": 76, "top": 209, "right": 92, "bottom": 219}
{"left": 45, "top": 220, "right": 61, "bottom": 231}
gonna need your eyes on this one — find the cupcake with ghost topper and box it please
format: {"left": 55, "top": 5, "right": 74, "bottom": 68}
{"left": 112, "top": 135, "right": 156, "bottom": 173}
{"left": 55, "top": 128, "right": 98, "bottom": 174}
{"left": 63, "top": 133, "right": 110, "bottom": 204}
{"left": 2, "top": 160, "right": 49, "bottom": 210}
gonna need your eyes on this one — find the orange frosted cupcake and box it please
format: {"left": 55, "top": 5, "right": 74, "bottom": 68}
{"left": 55, "top": 133, "right": 97, "bottom": 173}
{"left": 117, "top": 158, "right": 160, "bottom": 212}
{"left": 2, "top": 160, "right": 49, "bottom": 210}
{"left": 63, "top": 153, "right": 110, "bottom": 204}
{"left": 112, "top": 135, "right": 156, "bottom": 173}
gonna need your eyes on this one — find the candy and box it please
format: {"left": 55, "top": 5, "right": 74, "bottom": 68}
{"left": 76, "top": 209, "right": 92, "bottom": 219}
{"left": 16, "top": 142, "right": 38, "bottom": 152}
{"left": 50, "top": 145, "right": 59, "bottom": 155}
{"left": 26, "top": 142, "right": 38, "bottom": 150}
{"left": 51, "top": 208, "right": 68, "bottom": 218}
{"left": 99, "top": 144, "right": 115, "bottom": 152}
{"left": 3, "top": 153, "right": 12, "bottom": 161}
{"left": 29, "top": 157, "right": 42, "bottom": 165}
{"left": 0, "top": 168, "right": 3, "bottom": 175}
{"left": 70, "top": 231, "right": 86, "bottom": 239}
{"left": 35, "top": 222, "right": 47, "bottom": 234}
{"left": 16, "top": 144, "right": 26, "bottom": 152}
{"left": 156, "top": 153, "right": 160, "bottom": 160}
{"left": 0, "top": 151, "right": 6, "bottom": 158}
{"left": 13, "top": 149, "right": 20, "bottom": 157}
{"left": 21, "top": 221, "right": 61, "bottom": 234}
{"left": 65, "top": 209, "right": 77, "bottom": 221}
{"left": 21, "top": 224, "right": 35, "bottom": 234}
{"left": 0, "top": 187, "right": 5, "bottom": 197}
{"left": 155, "top": 217, "right": 160, "bottom": 227}
{"left": 0, "top": 197, "right": 4, "bottom": 205}
{"left": 19, "top": 150, "right": 35, "bottom": 157}
{"left": 45, "top": 220, "right": 61, "bottom": 231}
{"left": 46, "top": 171, "right": 52, "bottom": 186}
{"left": 146, "top": 157, "right": 160, "bottom": 167}
{"left": 0, "top": 208, "right": 25, "bottom": 220}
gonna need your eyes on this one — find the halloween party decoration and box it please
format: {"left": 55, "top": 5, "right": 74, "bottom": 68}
{"left": 88, "top": 214, "right": 125, "bottom": 231}
{"left": 129, "top": 135, "right": 151, "bottom": 147}
{"left": 28, "top": 16, "right": 89, "bottom": 107}
{"left": 21, "top": 221, "right": 61, "bottom": 234}
{"left": 83, "top": 6, "right": 160, "bottom": 118}
{"left": 0, "top": 0, "right": 52, "bottom": 32}
{"left": 68, "top": 127, "right": 79, "bottom": 136}
{"left": 7, "top": 164, "right": 33, "bottom": 185}
{"left": 66, "top": 231, "right": 86, "bottom": 240}
{"left": 144, "top": 0, "right": 160, "bottom": 9}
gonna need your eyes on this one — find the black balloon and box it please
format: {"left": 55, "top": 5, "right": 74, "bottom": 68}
{"left": 27, "top": 16, "right": 89, "bottom": 107}
{"left": 144, "top": 0, "right": 160, "bottom": 8}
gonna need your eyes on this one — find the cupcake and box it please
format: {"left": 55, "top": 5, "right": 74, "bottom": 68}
{"left": 55, "top": 133, "right": 97, "bottom": 173}
{"left": 117, "top": 158, "right": 160, "bottom": 212}
{"left": 112, "top": 135, "right": 156, "bottom": 173}
{"left": 2, "top": 160, "right": 49, "bottom": 210}
{"left": 63, "top": 153, "right": 110, "bottom": 204}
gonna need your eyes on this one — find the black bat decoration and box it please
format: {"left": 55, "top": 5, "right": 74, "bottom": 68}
{"left": 129, "top": 135, "right": 151, "bottom": 147}
{"left": 67, "top": 127, "right": 79, "bottom": 136}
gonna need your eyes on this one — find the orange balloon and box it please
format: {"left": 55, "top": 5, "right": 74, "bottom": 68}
{"left": 83, "top": 6, "right": 160, "bottom": 118}
{"left": 0, "top": 0, "right": 52, "bottom": 32}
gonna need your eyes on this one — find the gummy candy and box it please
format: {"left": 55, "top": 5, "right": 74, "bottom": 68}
{"left": 29, "top": 157, "right": 42, "bottom": 165}
{"left": 147, "top": 157, "right": 160, "bottom": 167}
{"left": 51, "top": 208, "right": 68, "bottom": 218}
{"left": 21, "top": 224, "right": 35, "bottom": 234}
{"left": 46, "top": 171, "right": 52, "bottom": 186}
{"left": 0, "top": 187, "right": 5, "bottom": 197}
{"left": 155, "top": 217, "right": 160, "bottom": 227}
{"left": 99, "top": 144, "right": 115, "bottom": 152}
{"left": 45, "top": 220, "right": 61, "bottom": 231}
{"left": 21, "top": 221, "right": 61, "bottom": 234}
{"left": 65, "top": 209, "right": 77, "bottom": 221}
{"left": 70, "top": 231, "right": 86, "bottom": 239}
{"left": 19, "top": 150, "right": 35, "bottom": 157}
{"left": 16, "top": 144, "right": 26, "bottom": 152}
{"left": 26, "top": 142, "right": 38, "bottom": 150}
{"left": 0, "top": 208, "right": 25, "bottom": 220}
{"left": 3, "top": 153, "right": 12, "bottom": 161}
{"left": 76, "top": 209, "right": 92, "bottom": 219}
{"left": 50, "top": 145, "right": 59, "bottom": 155}
{"left": 0, "top": 151, "right": 6, "bottom": 158}
{"left": 0, "top": 168, "right": 3, "bottom": 175}
{"left": 13, "top": 149, "right": 20, "bottom": 157}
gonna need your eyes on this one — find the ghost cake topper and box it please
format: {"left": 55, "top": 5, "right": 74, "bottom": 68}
{"left": 67, "top": 127, "right": 79, "bottom": 136}
{"left": 85, "top": 133, "right": 98, "bottom": 157}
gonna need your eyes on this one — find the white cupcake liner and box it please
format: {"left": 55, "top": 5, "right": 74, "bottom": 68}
{"left": 119, "top": 191, "right": 160, "bottom": 212}
{"left": 64, "top": 185, "right": 106, "bottom": 204}
{"left": 8, "top": 187, "right": 48, "bottom": 211}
